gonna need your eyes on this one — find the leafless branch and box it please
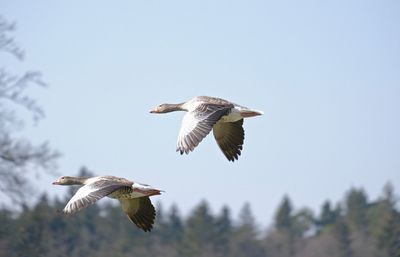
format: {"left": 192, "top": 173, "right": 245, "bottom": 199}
{"left": 0, "top": 15, "right": 24, "bottom": 60}
{"left": 0, "top": 15, "right": 59, "bottom": 204}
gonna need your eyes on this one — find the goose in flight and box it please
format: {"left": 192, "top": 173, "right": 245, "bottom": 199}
{"left": 150, "top": 96, "right": 263, "bottom": 161}
{"left": 53, "top": 175, "right": 162, "bottom": 232}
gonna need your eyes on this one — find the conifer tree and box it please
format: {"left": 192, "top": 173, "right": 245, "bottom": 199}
{"left": 334, "top": 219, "right": 353, "bottom": 257}
{"left": 231, "top": 203, "right": 264, "bottom": 257}
{"left": 345, "top": 188, "right": 368, "bottom": 232}
{"left": 181, "top": 200, "right": 215, "bottom": 256}
{"left": 166, "top": 204, "right": 184, "bottom": 244}
{"left": 318, "top": 200, "right": 338, "bottom": 229}
{"left": 214, "top": 206, "right": 232, "bottom": 255}
{"left": 376, "top": 182, "right": 400, "bottom": 257}
{"left": 275, "top": 195, "right": 293, "bottom": 232}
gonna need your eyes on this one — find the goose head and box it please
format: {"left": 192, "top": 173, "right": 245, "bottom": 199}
{"left": 52, "top": 176, "right": 86, "bottom": 185}
{"left": 150, "top": 103, "right": 184, "bottom": 114}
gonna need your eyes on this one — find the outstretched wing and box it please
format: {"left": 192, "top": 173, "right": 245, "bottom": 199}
{"left": 177, "top": 103, "right": 233, "bottom": 154}
{"left": 63, "top": 180, "right": 128, "bottom": 214}
{"left": 119, "top": 197, "right": 156, "bottom": 232}
{"left": 213, "top": 119, "right": 245, "bottom": 161}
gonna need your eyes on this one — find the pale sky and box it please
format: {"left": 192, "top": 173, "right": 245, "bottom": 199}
{"left": 1, "top": 0, "right": 399, "bottom": 227}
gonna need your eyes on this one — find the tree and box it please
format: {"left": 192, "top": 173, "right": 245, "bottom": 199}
{"left": 264, "top": 196, "right": 293, "bottom": 257}
{"left": 151, "top": 204, "right": 184, "bottom": 257}
{"left": 0, "top": 16, "right": 58, "bottom": 203}
{"left": 290, "top": 207, "right": 314, "bottom": 237}
{"left": 377, "top": 209, "right": 400, "bottom": 257}
{"left": 0, "top": 207, "right": 15, "bottom": 255}
{"left": 163, "top": 204, "right": 184, "bottom": 244}
{"left": 375, "top": 182, "right": 400, "bottom": 257}
{"left": 382, "top": 182, "right": 396, "bottom": 206}
{"left": 230, "top": 203, "right": 264, "bottom": 257}
{"left": 333, "top": 219, "right": 353, "bottom": 257}
{"left": 11, "top": 193, "right": 55, "bottom": 257}
{"left": 275, "top": 195, "right": 293, "bottom": 231}
{"left": 214, "top": 205, "right": 232, "bottom": 255}
{"left": 181, "top": 200, "right": 216, "bottom": 257}
{"left": 345, "top": 188, "right": 368, "bottom": 231}
{"left": 317, "top": 200, "right": 339, "bottom": 229}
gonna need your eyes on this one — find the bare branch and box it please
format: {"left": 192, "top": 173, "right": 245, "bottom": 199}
{"left": 0, "top": 15, "right": 24, "bottom": 60}
{"left": 0, "top": 16, "right": 59, "bottom": 203}
{"left": 0, "top": 69, "right": 46, "bottom": 125}
{"left": 0, "top": 133, "right": 59, "bottom": 200}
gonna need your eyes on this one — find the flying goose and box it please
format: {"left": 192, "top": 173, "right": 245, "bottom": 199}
{"left": 53, "top": 175, "right": 162, "bottom": 232}
{"left": 150, "top": 96, "right": 263, "bottom": 161}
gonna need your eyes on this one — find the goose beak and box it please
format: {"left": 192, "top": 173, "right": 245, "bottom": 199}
{"left": 52, "top": 181, "right": 59, "bottom": 185}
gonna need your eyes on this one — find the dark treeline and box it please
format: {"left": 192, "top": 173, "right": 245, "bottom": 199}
{"left": 0, "top": 172, "right": 399, "bottom": 257}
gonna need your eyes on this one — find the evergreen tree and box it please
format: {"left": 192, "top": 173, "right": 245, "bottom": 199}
{"left": 152, "top": 204, "right": 184, "bottom": 257}
{"left": 291, "top": 208, "right": 314, "bottom": 237}
{"left": 318, "top": 200, "right": 338, "bottom": 229}
{"left": 376, "top": 182, "right": 400, "bottom": 257}
{"left": 0, "top": 208, "right": 15, "bottom": 256}
{"left": 164, "top": 204, "right": 184, "bottom": 244}
{"left": 12, "top": 194, "right": 52, "bottom": 257}
{"left": 345, "top": 188, "right": 368, "bottom": 232}
{"left": 268, "top": 195, "right": 296, "bottom": 256}
{"left": 231, "top": 203, "right": 264, "bottom": 257}
{"left": 382, "top": 182, "right": 396, "bottom": 206}
{"left": 214, "top": 206, "right": 232, "bottom": 256}
{"left": 181, "top": 200, "right": 216, "bottom": 256}
{"left": 275, "top": 195, "right": 293, "bottom": 231}
{"left": 333, "top": 219, "right": 352, "bottom": 257}
{"left": 379, "top": 210, "right": 400, "bottom": 257}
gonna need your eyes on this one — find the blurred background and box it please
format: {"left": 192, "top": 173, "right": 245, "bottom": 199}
{"left": 0, "top": 1, "right": 399, "bottom": 256}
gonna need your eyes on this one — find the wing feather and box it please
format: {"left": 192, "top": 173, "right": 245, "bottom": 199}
{"left": 63, "top": 180, "right": 127, "bottom": 214}
{"left": 177, "top": 103, "right": 233, "bottom": 154}
{"left": 119, "top": 197, "right": 156, "bottom": 232}
{"left": 213, "top": 119, "right": 245, "bottom": 161}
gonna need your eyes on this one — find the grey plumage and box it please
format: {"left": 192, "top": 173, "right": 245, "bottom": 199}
{"left": 151, "top": 96, "right": 263, "bottom": 161}
{"left": 53, "top": 175, "right": 161, "bottom": 232}
{"left": 177, "top": 103, "right": 233, "bottom": 154}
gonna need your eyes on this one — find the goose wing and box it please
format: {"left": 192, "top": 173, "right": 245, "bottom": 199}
{"left": 177, "top": 103, "right": 233, "bottom": 154}
{"left": 63, "top": 179, "right": 132, "bottom": 214}
{"left": 119, "top": 197, "right": 156, "bottom": 232}
{"left": 213, "top": 119, "right": 245, "bottom": 161}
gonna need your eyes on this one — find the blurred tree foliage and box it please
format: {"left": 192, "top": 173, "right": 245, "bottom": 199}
{"left": 0, "top": 175, "right": 398, "bottom": 257}
{"left": 0, "top": 16, "right": 58, "bottom": 203}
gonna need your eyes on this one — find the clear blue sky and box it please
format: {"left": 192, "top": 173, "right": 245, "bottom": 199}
{"left": 1, "top": 0, "right": 399, "bottom": 227}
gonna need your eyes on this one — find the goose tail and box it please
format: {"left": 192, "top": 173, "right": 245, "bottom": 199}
{"left": 133, "top": 182, "right": 163, "bottom": 197}
{"left": 240, "top": 108, "right": 264, "bottom": 118}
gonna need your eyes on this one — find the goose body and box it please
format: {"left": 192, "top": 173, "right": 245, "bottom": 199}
{"left": 53, "top": 175, "right": 161, "bottom": 232}
{"left": 150, "top": 96, "right": 263, "bottom": 161}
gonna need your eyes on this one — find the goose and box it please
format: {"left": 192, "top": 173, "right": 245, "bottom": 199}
{"left": 150, "top": 96, "right": 263, "bottom": 161}
{"left": 52, "top": 175, "right": 162, "bottom": 232}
